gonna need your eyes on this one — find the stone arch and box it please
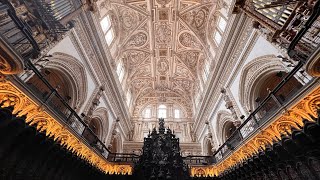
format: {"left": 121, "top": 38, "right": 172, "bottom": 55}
{"left": 221, "top": 121, "right": 237, "bottom": 143}
{"left": 27, "top": 52, "right": 88, "bottom": 110}
{"left": 83, "top": 117, "right": 103, "bottom": 144}
{"left": 48, "top": 52, "right": 87, "bottom": 108}
{"left": 238, "top": 55, "right": 288, "bottom": 113}
{"left": 91, "top": 107, "right": 109, "bottom": 140}
{"left": 215, "top": 110, "right": 235, "bottom": 145}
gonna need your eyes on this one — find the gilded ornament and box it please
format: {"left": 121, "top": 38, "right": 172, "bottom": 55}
{"left": 0, "top": 80, "right": 132, "bottom": 175}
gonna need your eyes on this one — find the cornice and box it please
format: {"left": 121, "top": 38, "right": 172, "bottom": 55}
{"left": 76, "top": 12, "right": 132, "bottom": 135}
{"left": 224, "top": 30, "right": 259, "bottom": 87}
{"left": 68, "top": 30, "right": 100, "bottom": 87}
{"left": 194, "top": 13, "right": 253, "bottom": 134}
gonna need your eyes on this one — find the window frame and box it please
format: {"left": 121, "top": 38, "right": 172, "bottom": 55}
{"left": 158, "top": 105, "right": 167, "bottom": 118}
{"left": 100, "top": 15, "right": 114, "bottom": 45}
{"left": 212, "top": 15, "right": 228, "bottom": 46}
{"left": 217, "top": 16, "right": 227, "bottom": 32}
{"left": 213, "top": 31, "right": 222, "bottom": 44}
{"left": 174, "top": 109, "right": 181, "bottom": 119}
{"left": 144, "top": 108, "right": 152, "bottom": 118}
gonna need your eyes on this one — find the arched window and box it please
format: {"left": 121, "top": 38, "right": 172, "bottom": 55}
{"left": 158, "top": 105, "right": 167, "bottom": 118}
{"left": 144, "top": 108, "right": 152, "bottom": 118}
{"left": 213, "top": 15, "right": 228, "bottom": 45}
{"left": 100, "top": 15, "right": 114, "bottom": 45}
{"left": 222, "top": 121, "right": 237, "bottom": 142}
{"left": 174, "top": 109, "right": 180, "bottom": 119}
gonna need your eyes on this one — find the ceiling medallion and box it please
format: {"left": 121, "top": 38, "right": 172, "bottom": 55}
{"left": 128, "top": 32, "right": 148, "bottom": 47}
{"left": 179, "top": 32, "right": 202, "bottom": 49}
{"left": 157, "top": 58, "right": 169, "bottom": 74}
{"left": 156, "top": 23, "right": 171, "bottom": 44}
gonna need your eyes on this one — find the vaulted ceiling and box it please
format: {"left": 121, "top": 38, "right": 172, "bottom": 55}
{"left": 98, "top": 0, "right": 218, "bottom": 118}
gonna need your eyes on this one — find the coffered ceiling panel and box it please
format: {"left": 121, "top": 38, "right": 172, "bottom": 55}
{"left": 101, "top": 0, "right": 217, "bottom": 118}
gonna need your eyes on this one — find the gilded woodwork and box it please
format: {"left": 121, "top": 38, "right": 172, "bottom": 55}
{"left": 0, "top": 40, "right": 24, "bottom": 77}
{"left": 0, "top": 80, "right": 132, "bottom": 175}
{"left": 191, "top": 85, "right": 320, "bottom": 177}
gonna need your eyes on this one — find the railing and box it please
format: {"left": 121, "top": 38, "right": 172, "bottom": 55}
{"left": 21, "top": 59, "right": 114, "bottom": 156}
{"left": 213, "top": 62, "right": 308, "bottom": 163}
{"left": 47, "top": 0, "right": 83, "bottom": 20}
{"left": 107, "top": 153, "right": 140, "bottom": 164}
{"left": 0, "top": 0, "right": 131, "bottom": 164}
{"left": 212, "top": 4, "right": 320, "bottom": 163}
{"left": 183, "top": 156, "right": 216, "bottom": 166}
{"left": 19, "top": 58, "right": 142, "bottom": 164}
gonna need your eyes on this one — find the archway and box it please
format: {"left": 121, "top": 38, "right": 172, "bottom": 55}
{"left": 82, "top": 118, "right": 102, "bottom": 145}
{"left": 239, "top": 55, "right": 302, "bottom": 113}
{"left": 215, "top": 110, "right": 234, "bottom": 145}
{"left": 88, "top": 118, "right": 101, "bottom": 138}
{"left": 254, "top": 71, "right": 302, "bottom": 113}
{"left": 222, "top": 121, "right": 237, "bottom": 143}
{"left": 26, "top": 68, "right": 72, "bottom": 114}
{"left": 91, "top": 107, "right": 109, "bottom": 140}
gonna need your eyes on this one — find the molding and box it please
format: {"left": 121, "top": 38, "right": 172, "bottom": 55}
{"left": 71, "top": 12, "right": 132, "bottom": 137}
{"left": 194, "top": 13, "right": 253, "bottom": 135}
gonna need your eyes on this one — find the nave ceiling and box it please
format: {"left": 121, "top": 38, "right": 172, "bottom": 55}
{"left": 97, "top": 0, "right": 221, "bottom": 118}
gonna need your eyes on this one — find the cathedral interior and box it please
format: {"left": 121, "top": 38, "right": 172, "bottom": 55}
{"left": 0, "top": 0, "right": 319, "bottom": 179}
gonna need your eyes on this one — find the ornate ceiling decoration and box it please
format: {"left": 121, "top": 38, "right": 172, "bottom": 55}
{"left": 100, "top": 0, "right": 217, "bottom": 118}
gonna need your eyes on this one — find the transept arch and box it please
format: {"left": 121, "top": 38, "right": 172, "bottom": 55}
{"left": 215, "top": 110, "right": 236, "bottom": 145}
{"left": 239, "top": 55, "right": 287, "bottom": 113}
{"left": 91, "top": 107, "right": 109, "bottom": 140}
{"left": 26, "top": 52, "right": 88, "bottom": 110}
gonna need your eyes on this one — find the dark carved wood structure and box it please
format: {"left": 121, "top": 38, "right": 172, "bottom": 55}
{"left": 133, "top": 118, "right": 190, "bottom": 180}
{"left": 218, "top": 108, "right": 320, "bottom": 180}
{"left": 0, "top": 106, "right": 132, "bottom": 180}
{"left": 2, "top": 104, "right": 320, "bottom": 179}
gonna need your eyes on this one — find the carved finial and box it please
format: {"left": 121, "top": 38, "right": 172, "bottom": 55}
{"left": 159, "top": 118, "right": 165, "bottom": 134}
